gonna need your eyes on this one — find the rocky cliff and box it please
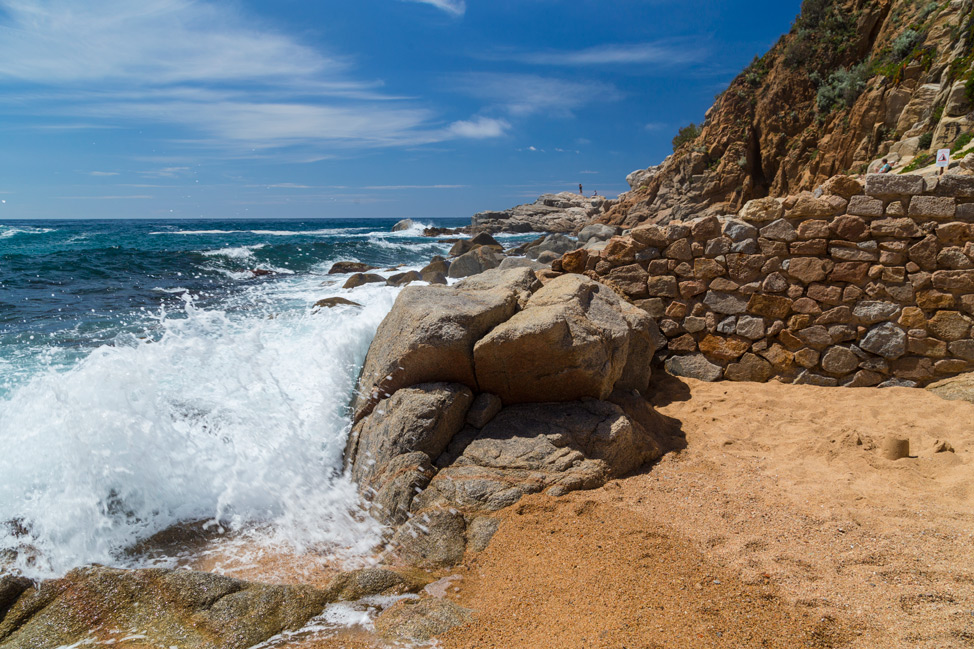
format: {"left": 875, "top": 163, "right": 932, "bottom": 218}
{"left": 604, "top": 0, "right": 974, "bottom": 227}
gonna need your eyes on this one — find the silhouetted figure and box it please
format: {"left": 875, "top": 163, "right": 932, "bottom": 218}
{"left": 579, "top": 183, "right": 583, "bottom": 195}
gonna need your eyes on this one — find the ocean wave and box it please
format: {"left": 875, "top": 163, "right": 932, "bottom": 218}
{"left": 0, "top": 225, "right": 56, "bottom": 239}
{"left": 201, "top": 244, "right": 267, "bottom": 260}
{"left": 0, "top": 289, "right": 397, "bottom": 579}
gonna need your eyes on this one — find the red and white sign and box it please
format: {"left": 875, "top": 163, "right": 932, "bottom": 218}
{"left": 937, "top": 149, "right": 951, "bottom": 167}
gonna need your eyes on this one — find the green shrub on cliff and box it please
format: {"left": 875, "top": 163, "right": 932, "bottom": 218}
{"left": 815, "top": 63, "right": 869, "bottom": 113}
{"left": 672, "top": 123, "right": 702, "bottom": 152}
{"left": 784, "top": 0, "right": 859, "bottom": 71}
{"left": 891, "top": 29, "right": 923, "bottom": 61}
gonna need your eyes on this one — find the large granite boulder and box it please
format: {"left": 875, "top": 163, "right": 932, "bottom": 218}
{"left": 473, "top": 274, "right": 660, "bottom": 404}
{"left": 0, "top": 567, "right": 330, "bottom": 649}
{"left": 351, "top": 268, "right": 539, "bottom": 421}
{"left": 447, "top": 246, "right": 502, "bottom": 278}
{"left": 345, "top": 383, "right": 474, "bottom": 524}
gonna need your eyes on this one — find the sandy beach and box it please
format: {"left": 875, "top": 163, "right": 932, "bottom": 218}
{"left": 288, "top": 375, "right": 974, "bottom": 648}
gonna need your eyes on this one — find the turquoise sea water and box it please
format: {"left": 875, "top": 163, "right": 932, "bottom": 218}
{"left": 0, "top": 217, "right": 476, "bottom": 578}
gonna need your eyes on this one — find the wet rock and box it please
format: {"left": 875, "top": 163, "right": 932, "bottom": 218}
{"left": 325, "top": 568, "right": 426, "bottom": 601}
{"left": 328, "top": 261, "right": 377, "bottom": 274}
{"left": 343, "top": 273, "right": 386, "bottom": 289}
{"left": 393, "top": 219, "right": 416, "bottom": 232}
{"left": 0, "top": 567, "right": 330, "bottom": 649}
{"left": 313, "top": 297, "right": 362, "bottom": 310}
{"left": 387, "top": 270, "right": 422, "bottom": 287}
{"left": 392, "top": 508, "right": 468, "bottom": 568}
{"left": 346, "top": 383, "right": 473, "bottom": 524}
{"left": 374, "top": 597, "right": 473, "bottom": 643}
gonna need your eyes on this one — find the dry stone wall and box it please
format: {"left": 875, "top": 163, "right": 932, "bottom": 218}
{"left": 556, "top": 173, "right": 974, "bottom": 388}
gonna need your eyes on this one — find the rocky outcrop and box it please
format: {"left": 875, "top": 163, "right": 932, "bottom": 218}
{"left": 472, "top": 192, "right": 611, "bottom": 234}
{"left": 927, "top": 371, "right": 974, "bottom": 404}
{"left": 600, "top": 0, "right": 974, "bottom": 227}
{"left": 345, "top": 268, "right": 674, "bottom": 567}
{"left": 0, "top": 567, "right": 331, "bottom": 649}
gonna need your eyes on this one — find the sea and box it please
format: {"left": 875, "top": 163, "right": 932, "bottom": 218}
{"left": 0, "top": 217, "right": 525, "bottom": 583}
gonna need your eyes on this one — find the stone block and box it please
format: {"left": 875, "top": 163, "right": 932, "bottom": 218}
{"left": 860, "top": 323, "right": 908, "bottom": 359}
{"left": 871, "top": 218, "right": 922, "bottom": 238}
{"left": 821, "top": 175, "right": 864, "bottom": 199}
{"left": 808, "top": 284, "right": 843, "bottom": 305}
{"left": 690, "top": 216, "right": 721, "bottom": 240}
{"left": 949, "top": 339, "right": 974, "bottom": 361}
{"left": 829, "top": 242, "right": 878, "bottom": 262}
{"left": 705, "top": 236, "right": 732, "bottom": 256}
{"left": 797, "top": 325, "right": 832, "bottom": 350}
{"left": 815, "top": 306, "right": 854, "bottom": 325}
{"left": 664, "top": 354, "right": 723, "bottom": 382}
{"left": 853, "top": 301, "right": 901, "bottom": 325}
{"left": 758, "top": 238, "right": 789, "bottom": 257}
{"left": 785, "top": 195, "right": 835, "bottom": 219}
{"left": 936, "top": 174, "right": 974, "bottom": 198}
{"left": 679, "top": 280, "right": 707, "bottom": 298}
{"left": 908, "top": 336, "right": 948, "bottom": 358}
{"left": 710, "top": 277, "right": 740, "bottom": 292}
{"left": 703, "top": 291, "right": 748, "bottom": 315}
{"left": 928, "top": 311, "right": 972, "bottom": 341}
{"left": 909, "top": 195, "right": 956, "bottom": 220}
{"left": 759, "top": 219, "right": 798, "bottom": 242}
{"left": 864, "top": 173, "right": 924, "bottom": 198}
{"left": 797, "top": 219, "right": 830, "bottom": 239}
{"left": 668, "top": 334, "right": 698, "bottom": 353}
{"left": 630, "top": 224, "right": 669, "bottom": 248}
{"left": 933, "top": 269, "right": 974, "bottom": 292}
{"left": 739, "top": 198, "right": 783, "bottom": 223}
{"left": 821, "top": 346, "right": 860, "bottom": 375}
{"left": 664, "top": 239, "right": 693, "bottom": 261}
{"left": 693, "top": 258, "right": 726, "bottom": 280}
{"left": 938, "top": 247, "right": 974, "bottom": 269}
{"left": 747, "top": 294, "right": 794, "bottom": 319}
{"left": 793, "top": 348, "right": 820, "bottom": 368}
{"left": 723, "top": 219, "right": 758, "bottom": 242}
{"left": 787, "top": 257, "right": 828, "bottom": 283}
{"left": 647, "top": 275, "right": 678, "bottom": 297}
{"left": 956, "top": 202, "right": 974, "bottom": 221}
{"left": 725, "top": 353, "right": 773, "bottom": 382}
{"left": 830, "top": 214, "right": 869, "bottom": 240}
{"left": 791, "top": 239, "right": 828, "bottom": 255}
{"left": 793, "top": 370, "right": 839, "bottom": 387}
{"left": 697, "top": 335, "right": 750, "bottom": 362}
{"left": 736, "top": 315, "right": 766, "bottom": 340}
{"left": 846, "top": 195, "right": 884, "bottom": 218}
{"left": 934, "top": 358, "right": 969, "bottom": 374}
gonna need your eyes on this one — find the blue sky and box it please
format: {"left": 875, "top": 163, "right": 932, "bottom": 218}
{"left": 0, "top": 0, "right": 802, "bottom": 220}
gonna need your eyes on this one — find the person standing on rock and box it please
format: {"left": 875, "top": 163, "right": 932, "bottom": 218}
{"left": 579, "top": 183, "right": 583, "bottom": 195}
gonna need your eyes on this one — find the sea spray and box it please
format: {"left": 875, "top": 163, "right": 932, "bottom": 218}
{"left": 0, "top": 278, "right": 398, "bottom": 579}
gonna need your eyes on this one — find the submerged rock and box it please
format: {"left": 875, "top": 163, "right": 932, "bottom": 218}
{"left": 313, "top": 297, "right": 362, "bottom": 310}
{"left": 328, "top": 261, "right": 376, "bottom": 274}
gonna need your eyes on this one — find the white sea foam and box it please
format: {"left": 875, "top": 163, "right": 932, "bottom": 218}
{"left": 0, "top": 279, "right": 398, "bottom": 579}
{"left": 201, "top": 244, "right": 267, "bottom": 260}
{"left": 0, "top": 225, "right": 55, "bottom": 239}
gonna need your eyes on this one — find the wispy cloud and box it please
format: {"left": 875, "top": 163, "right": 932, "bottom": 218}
{"left": 0, "top": 0, "right": 497, "bottom": 153}
{"left": 449, "top": 73, "right": 621, "bottom": 118}
{"left": 404, "top": 0, "right": 466, "bottom": 16}
{"left": 88, "top": 171, "right": 119, "bottom": 177}
{"left": 485, "top": 41, "right": 705, "bottom": 68}
{"left": 446, "top": 117, "right": 510, "bottom": 139}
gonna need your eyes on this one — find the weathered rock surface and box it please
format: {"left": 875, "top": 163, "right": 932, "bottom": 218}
{"left": 0, "top": 567, "right": 330, "bottom": 649}
{"left": 927, "top": 372, "right": 974, "bottom": 405}
{"left": 374, "top": 597, "right": 473, "bottom": 643}
{"left": 351, "top": 268, "right": 538, "bottom": 421}
{"left": 346, "top": 383, "right": 474, "bottom": 524}
{"left": 473, "top": 274, "right": 660, "bottom": 404}
{"left": 414, "top": 396, "right": 669, "bottom": 516}
{"left": 472, "top": 193, "right": 607, "bottom": 234}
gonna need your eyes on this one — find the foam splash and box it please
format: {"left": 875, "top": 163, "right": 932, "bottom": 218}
{"left": 201, "top": 243, "right": 267, "bottom": 260}
{"left": 0, "top": 281, "right": 397, "bottom": 579}
{"left": 0, "top": 225, "right": 55, "bottom": 239}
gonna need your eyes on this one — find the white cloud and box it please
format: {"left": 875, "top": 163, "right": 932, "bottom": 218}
{"left": 449, "top": 73, "right": 620, "bottom": 118}
{"left": 0, "top": 0, "right": 486, "bottom": 152}
{"left": 362, "top": 184, "right": 468, "bottom": 190}
{"left": 404, "top": 0, "right": 465, "bottom": 16}
{"left": 88, "top": 171, "right": 119, "bottom": 176}
{"left": 446, "top": 117, "right": 510, "bottom": 139}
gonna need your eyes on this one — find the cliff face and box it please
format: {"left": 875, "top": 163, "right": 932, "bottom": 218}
{"left": 606, "top": 0, "right": 974, "bottom": 227}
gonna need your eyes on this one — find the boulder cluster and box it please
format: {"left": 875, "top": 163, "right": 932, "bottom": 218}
{"left": 471, "top": 192, "right": 610, "bottom": 234}
{"left": 549, "top": 174, "right": 974, "bottom": 388}
{"left": 344, "top": 268, "right": 673, "bottom": 567}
